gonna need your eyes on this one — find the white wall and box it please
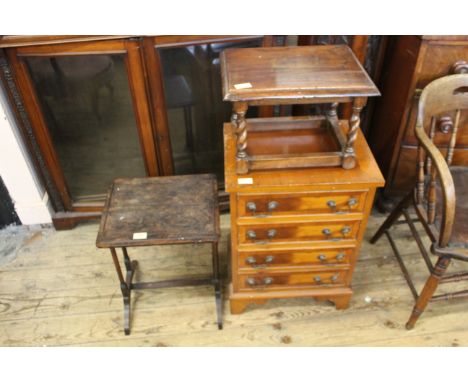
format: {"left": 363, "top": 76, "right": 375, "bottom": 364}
{"left": 0, "top": 83, "right": 53, "bottom": 225}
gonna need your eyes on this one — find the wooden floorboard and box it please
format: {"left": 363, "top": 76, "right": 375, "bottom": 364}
{"left": 1, "top": 213, "right": 468, "bottom": 346}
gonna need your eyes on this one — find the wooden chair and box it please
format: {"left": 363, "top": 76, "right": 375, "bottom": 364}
{"left": 371, "top": 74, "right": 468, "bottom": 329}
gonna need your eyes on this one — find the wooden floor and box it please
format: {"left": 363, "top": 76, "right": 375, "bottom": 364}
{"left": 1, "top": 212, "right": 468, "bottom": 346}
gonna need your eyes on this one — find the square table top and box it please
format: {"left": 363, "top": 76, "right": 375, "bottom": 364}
{"left": 96, "top": 174, "right": 220, "bottom": 248}
{"left": 221, "top": 45, "right": 380, "bottom": 103}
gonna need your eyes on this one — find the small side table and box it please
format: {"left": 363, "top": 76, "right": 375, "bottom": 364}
{"left": 220, "top": 45, "right": 380, "bottom": 174}
{"left": 96, "top": 174, "right": 222, "bottom": 335}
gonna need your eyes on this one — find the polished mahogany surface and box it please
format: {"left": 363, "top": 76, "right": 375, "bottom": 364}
{"left": 221, "top": 45, "right": 380, "bottom": 103}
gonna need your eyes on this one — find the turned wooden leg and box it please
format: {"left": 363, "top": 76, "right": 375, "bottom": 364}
{"left": 327, "top": 102, "right": 338, "bottom": 119}
{"left": 122, "top": 248, "right": 137, "bottom": 335}
{"left": 326, "top": 102, "right": 339, "bottom": 132}
{"left": 232, "top": 102, "right": 249, "bottom": 174}
{"left": 122, "top": 247, "right": 137, "bottom": 275}
{"left": 406, "top": 257, "right": 451, "bottom": 330}
{"left": 342, "top": 97, "right": 366, "bottom": 169}
{"left": 110, "top": 247, "right": 137, "bottom": 335}
{"left": 123, "top": 294, "right": 131, "bottom": 335}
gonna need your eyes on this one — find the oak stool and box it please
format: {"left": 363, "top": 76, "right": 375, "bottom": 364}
{"left": 96, "top": 174, "right": 222, "bottom": 334}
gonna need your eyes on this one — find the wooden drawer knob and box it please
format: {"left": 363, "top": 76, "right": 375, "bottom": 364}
{"left": 327, "top": 200, "right": 337, "bottom": 209}
{"left": 246, "top": 202, "right": 257, "bottom": 212}
{"left": 246, "top": 256, "right": 257, "bottom": 265}
{"left": 318, "top": 254, "right": 327, "bottom": 262}
{"left": 341, "top": 226, "right": 351, "bottom": 235}
{"left": 267, "top": 201, "right": 279, "bottom": 211}
{"left": 322, "top": 228, "right": 332, "bottom": 236}
{"left": 263, "top": 277, "right": 273, "bottom": 285}
{"left": 267, "top": 229, "right": 277, "bottom": 239}
{"left": 314, "top": 275, "right": 322, "bottom": 283}
{"left": 331, "top": 274, "right": 339, "bottom": 282}
{"left": 336, "top": 253, "right": 345, "bottom": 261}
{"left": 247, "top": 230, "right": 257, "bottom": 240}
{"left": 438, "top": 116, "right": 453, "bottom": 134}
{"left": 451, "top": 60, "right": 468, "bottom": 74}
{"left": 265, "top": 255, "right": 275, "bottom": 264}
{"left": 347, "top": 198, "right": 358, "bottom": 207}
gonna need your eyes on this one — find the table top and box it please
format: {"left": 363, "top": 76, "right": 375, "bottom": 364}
{"left": 96, "top": 174, "right": 220, "bottom": 248}
{"left": 221, "top": 45, "right": 380, "bottom": 103}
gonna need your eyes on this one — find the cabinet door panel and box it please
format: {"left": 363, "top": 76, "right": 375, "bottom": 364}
{"left": 155, "top": 38, "right": 264, "bottom": 180}
{"left": 24, "top": 54, "right": 146, "bottom": 203}
{"left": 9, "top": 40, "right": 157, "bottom": 209}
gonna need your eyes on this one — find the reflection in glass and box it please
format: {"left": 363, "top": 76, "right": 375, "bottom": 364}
{"left": 158, "top": 39, "right": 262, "bottom": 181}
{"left": 25, "top": 54, "right": 146, "bottom": 203}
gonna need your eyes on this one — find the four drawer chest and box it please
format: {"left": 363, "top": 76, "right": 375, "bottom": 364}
{"left": 224, "top": 121, "right": 384, "bottom": 313}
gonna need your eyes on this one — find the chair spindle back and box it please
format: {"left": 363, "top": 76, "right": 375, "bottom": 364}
{"left": 414, "top": 74, "right": 468, "bottom": 247}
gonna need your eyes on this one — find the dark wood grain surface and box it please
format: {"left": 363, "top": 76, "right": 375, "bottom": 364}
{"left": 221, "top": 45, "right": 379, "bottom": 103}
{"left": 96, "top": 174, "right": 220, "bottom": 248}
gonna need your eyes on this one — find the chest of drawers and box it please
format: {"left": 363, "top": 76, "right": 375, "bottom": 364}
{"left": 224, "top": 121, "right": 384, "bottom": 313}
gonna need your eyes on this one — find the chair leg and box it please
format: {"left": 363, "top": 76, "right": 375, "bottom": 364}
{"left": 370, "top": 191, "right": 413, "bottom": 244}
{"left": 406, "top": 256, "right": 451, "bottom": 330}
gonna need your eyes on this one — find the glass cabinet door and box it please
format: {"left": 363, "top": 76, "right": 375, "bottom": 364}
{"left": 24, "top": 54, "right": 146, "bottom": 203}
{"left": 153, "top": 37, "right": 264, "bottom": 181}
{"left": 9, "top": 40, "right": 157, "bottom": 210}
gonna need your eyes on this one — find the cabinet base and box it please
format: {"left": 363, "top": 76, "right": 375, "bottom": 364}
{"left": 52, "top": 211, "right": 102, "bottom": 230}
{"left": 229, "top": 285, "right": 352, "bottom": 314}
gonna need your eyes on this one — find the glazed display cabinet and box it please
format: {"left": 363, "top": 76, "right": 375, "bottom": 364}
{"left": 0, "top": 35, "right": 279, "bottom": 228}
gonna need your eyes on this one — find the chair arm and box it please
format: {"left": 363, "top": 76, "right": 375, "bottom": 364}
{"left": 415, "top": 123, "right": 456, "bottom": 248}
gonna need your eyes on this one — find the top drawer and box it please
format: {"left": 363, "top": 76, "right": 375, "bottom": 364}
{"left": 238, "top": 190, "right": 367, "bottom": 217}
{"left": 417, "top": 42, "right": 468, "bottom": 89}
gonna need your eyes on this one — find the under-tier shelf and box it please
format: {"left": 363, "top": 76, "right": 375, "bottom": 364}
{"left": 239, "top": 115, "right": 350, "bottom": 172}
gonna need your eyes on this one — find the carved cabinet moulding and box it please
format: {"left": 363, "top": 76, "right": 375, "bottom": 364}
{"left": 0, "top": 49, "right": 64, "bottom": 211}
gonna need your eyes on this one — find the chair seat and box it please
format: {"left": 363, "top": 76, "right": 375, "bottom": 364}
{"left": 435, "top": 166, "right": 468, "bottom": 249}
